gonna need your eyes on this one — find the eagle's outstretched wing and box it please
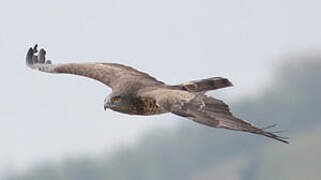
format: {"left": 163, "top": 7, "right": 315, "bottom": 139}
{"left": 26, "top": 45, "right": 164, "bottom": 89}
{"left": 145, "top": 89, "right": 289, "bottom": 144}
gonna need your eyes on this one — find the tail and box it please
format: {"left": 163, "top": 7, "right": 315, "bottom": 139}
{"left": 172, "top": 77, "right": 233, "bottom": 93}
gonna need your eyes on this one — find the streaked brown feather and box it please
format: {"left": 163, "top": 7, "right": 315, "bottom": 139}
{"left": 140, "top": 97, "right": 166, "bottom": 115}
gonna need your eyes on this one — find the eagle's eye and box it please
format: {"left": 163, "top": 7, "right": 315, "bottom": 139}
{"left": 113, "top": 96, "right": 121, "bottom": 103}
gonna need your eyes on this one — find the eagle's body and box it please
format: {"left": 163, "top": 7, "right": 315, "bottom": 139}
{"left": 26, "top": 45, "right": 288, "bottom": 144}
{"left": 109, "top": 95, "right": 166, "bottom": 115}
{"left": 138, "top": 97, "right": 166, "bottom": 115}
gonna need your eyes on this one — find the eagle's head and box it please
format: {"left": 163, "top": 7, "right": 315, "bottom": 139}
{"left": 104, "top": 94, "right": 122, "bottom": 110}
{"left": 104, "top": 94, "right": 140, "bottom": 115}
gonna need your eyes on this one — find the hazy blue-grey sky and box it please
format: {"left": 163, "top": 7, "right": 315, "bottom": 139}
{"left": 1, "top": 0, "right": 321, "bottom": 175}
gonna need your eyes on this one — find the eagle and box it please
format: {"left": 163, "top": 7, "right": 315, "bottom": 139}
{"left": 26, "top": 45, "right": 288, "bottom": 144}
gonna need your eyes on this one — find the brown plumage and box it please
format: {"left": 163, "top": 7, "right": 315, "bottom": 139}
{"left": 26, "top": 45, "right": 289, "bottom": 144}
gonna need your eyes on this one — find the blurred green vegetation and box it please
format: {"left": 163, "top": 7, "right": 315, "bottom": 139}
{"left": 5, "top": 55, "right": 321, "bottom": 180}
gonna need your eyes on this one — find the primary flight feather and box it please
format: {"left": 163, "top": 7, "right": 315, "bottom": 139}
{"left": 26, "top": 45, "right": 288, "bottom": 144}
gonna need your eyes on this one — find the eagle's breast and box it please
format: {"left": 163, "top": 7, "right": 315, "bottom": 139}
{"left": 138, "top": 97, "right": 167, "bottom": 115}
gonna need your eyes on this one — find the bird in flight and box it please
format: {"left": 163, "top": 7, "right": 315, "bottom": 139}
{"left": 26, "top": 45, "right": 288, "bottom": 144}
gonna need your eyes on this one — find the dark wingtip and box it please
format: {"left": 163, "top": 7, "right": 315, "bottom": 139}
{"left": 26, "top": 47, "right": 35, "bottom": 66}
{"left": 261, "top": 131, "right": 289, "bottom": 144}
{"left": 33, "top": 44, "right": 38, "bottom": 52}
{"left": 274, "top": 135, "right": 289, "bottom": 144}
{"left": 26, "top": 44, "right": 52, "bottom": 67}
{"left": 275, "top": 136, "right": 289, "bottom": 144}
{"left": 260, "top": 124, "right": 290, "bottom": 144}
{"left": 38, "top": 48, "right": 46, "bottom": 63}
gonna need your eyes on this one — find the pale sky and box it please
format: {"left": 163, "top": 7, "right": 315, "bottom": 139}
{"left": 1, "top": 0, "right": 321, "bottom": 175}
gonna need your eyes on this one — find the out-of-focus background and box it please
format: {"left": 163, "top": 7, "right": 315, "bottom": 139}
{"left": 1, "top": 0, "right": 321, "bottom": 179}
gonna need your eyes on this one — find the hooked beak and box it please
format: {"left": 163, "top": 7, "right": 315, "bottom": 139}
{"left": 104, "top": 102, "right": 110, "bottom": 110}
{"left": 104, "top": 101, "right": 116, "bottom": 110}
